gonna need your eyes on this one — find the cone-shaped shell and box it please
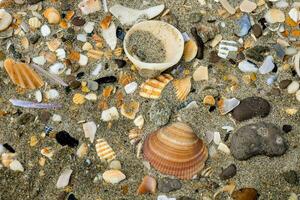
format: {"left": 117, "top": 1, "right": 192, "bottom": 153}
{"left": 4, "top": 58, "right": 44, "bottom": 89}
{"left": 143, "top": 122, "right": 208, "bottom": 179}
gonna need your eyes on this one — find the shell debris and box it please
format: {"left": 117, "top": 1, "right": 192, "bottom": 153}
{"left": 95, "top": 138, "right": 116, "bottom": 162}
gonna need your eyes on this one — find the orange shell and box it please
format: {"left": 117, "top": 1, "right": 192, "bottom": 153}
{"left": 43, "top": 7, "right": 61, "bottom": 24}
{"left": 4, "top": 58, "right": 43, "bottom": 89}
{"left": 143, "top": 122, "right": 208, "bottom": 179}
{"left": 173, "top": 76, "right": 191, "bottom": 101}
{"left": 137, "top": 175, "right": 157, "bottom": 194}
{"left": 100, "top": 15, "right": 112, "bottom": 29}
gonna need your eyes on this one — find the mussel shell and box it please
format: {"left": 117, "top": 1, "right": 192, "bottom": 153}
{"left": 143, "top": 122, "right": 208, "bottom": 179}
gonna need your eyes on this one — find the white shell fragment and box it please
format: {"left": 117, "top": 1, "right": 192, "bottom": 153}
{"left": 78, "top": 0, "right": 101, "bottom": 15}
{"left": 41, "top": 24, "right": 51, "bottom": 37}
{"left": 101, "top": 107, "right": 119, "bottom": 121}
{"left": 210, "top": 34, "right": 222, "bottom": 48}
{"left": 85, "top": 93, "right": 97, "bottom": 101}
{"left": 219, "top": 0, "right": 236, "bottom": 15}
{"left": 218, "top": 40, "right": 238, "bottom": 59}
{"left": 52, "top": 114, "right": 62, "bottom": 122}
{"left": 288, "top": 8, "right": 299, "bottom": 23}
{"left": 32, "top": 56, "right": 46, "bottom": 65}
{"left": 259, "top": 56, "right": 275, "bottom": 74}
{"left": 84, "top": 22, "right": 95, "bottom": 33}
{"left": 9, "top": 160, "right": 24, "bottom": 172}
{"left": 35, "top": 90, "right": 42, "bottom": 102}
{"left": 0, "top": 9, "right": 13, "bottom": 32}
{"left": 124, "top": 82, "right": 138, "bottom": 94}
{"left": 103, "top": 169, "right": 126, "bottom": 184}
{"left": 240, "top": 0, "right": 257, "bottom": 13}
{"left": 56, "top": 168, "right": 73, "bottom": 189}
{"left": 109, "top": 4, "right": 165, "bottom": 26}
{"left": 296, "top": 90, "right": 300, "bottom": 102}
{"left": 91, "top": 63, "right": 103, "bottom": 76}
{"left": 134, "top": 115, "right": 144, "bottom": 129}
{"left": 217, "top": 142, "right": 231, "bottom": 154}
{"left": 46, "top": 89, "right": 60, "bottom": 99}
{"left": 49, "top": 63, "right": 65, "bottom": 74}
{"left": 193, "top": 66, "right": 208, "bottom": 81}
{"left": 287, "top": 81, "right": 300, "bottom": 94}
{"left": 102, "top": 21, "right": 117, "bottom": 50}
{"left": 238, "top": 60, "right": 258, "bottom": 72}
{"left": 77, "top": 34, "right": 87, "bottom": 42}
{"left": 83, "top": 121, "right": 97, "bottom": 143}
{"left": 76, "top": 143, "right": 88, "bottom": 158}
{"left": 220, "top": 98, "right": 240, "bottom": 115}
{"left": 213, "top": 132, "right": 221, "bottom": 145}
{"left": 79, "top": 54, "right": 88, "bottom": 66}
{"left": 264, "top": 9, "right": 285, "bottom": 24}
{"left": 56, "top": 48, "right": 66, "bottom": 60}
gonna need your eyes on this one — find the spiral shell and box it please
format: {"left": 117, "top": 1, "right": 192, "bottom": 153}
{"left": 4, "top": 58, "right": 44, "bottom": 89}
{"left": 143, "top": 122, "right": 208, "bottom": 179}
{"left": 95, "top": 138, "right": 116, "bottom": 162}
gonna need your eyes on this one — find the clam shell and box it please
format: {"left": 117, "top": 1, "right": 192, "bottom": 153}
{"left": 143, "top": 122, "right": 208, "bottom": 179}
{"left": 103, "top": 169, "right": 126, "bottom": 184}
{"left": 95, "top": 138, "right": 116, "bottom": 162}
{"left": 0, "top": 9, "right": 12, "bottom": 32}
{"left": 137, "top": 175, "right": 157, "bottom": 194}
{"left": 173, "top": 76, "right": 192, "bottom": 101}
{"left": 43, "top": 7, "right": 61, "bottom": 24}
{"left": 139, "top": 74, "right": 173, "bottom": 99}
{"left": 4, "top": 58, "right": 44, "bottom": 89}
{"left": 183, "top": 40, "right": 198, "bottom": 62}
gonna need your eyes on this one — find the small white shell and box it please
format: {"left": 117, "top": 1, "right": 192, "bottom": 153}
{"left": 124, "top": 82, "right": 138, "bottom": 94}
{"left": 102, "top": 169, "right": 126, "bottom": 184}
{"left": 79, "top": 54, "right": 88, "bottom": 66}
{"left": 102, "top": 21, "right": 117, "bottom": 50}
{"left": 287, "top": 81, "right": 300, "bottom": 94}
{"left": 259, "top": 56, "right": 275, "bottom": 74}
{"left": 52, "top": 114, "right": 62, "bottom": 122}
{"left": 35, "top": 90, "right": 42, "bottom": 102}
{"left": 76, "top": 143, "right": 88, "bottom": 158}
{"left": 41, "top": 147, "right": 54, "bottom": 159}
{"left": 101, "top": 107, "right": 119, "bottom": 121}
{"left": 9, "top": 160, "right": 24, "bottom": 172}
{"left": 56, "top": 168, "right": 73, "bottom": 189}
{"left": 217, "top": 142, "right": 231, "bottom": 154}
{"left": 134, "top": 115, "right": 144, "bottom": 129}
{"left": 77, "top": 34, "right": 87, "bottom": 42}
{"left": 55, "top": 48, "right": 66, "bottom": 60}
{"left": 238, "top": 60, "right": 258, "bottom": 73}
{"left": 218, "top": 40, "right": 238, "bottom": 59}
{"left": 219, "top": 98, "right": 240, "bottom": 115}
{"left": 32, "top": 56, "right": 46, "bottom": 65}
{"left": 83, "top": 121, "right": 97, "bottom": 143}
{"left": 40, "top": 24, "right": 51, "bottom": 37}
{"left": 91, "top": 63, "right": 103, "bottom": 76}
{"left": 0, "top": 9, "right": 12, "bottom": 32}
{"left": 46, "top": 89, "right": 60, "bottom": 99}
{"left": 49, "top": 63, "right": 65, "bottom": 74}
{"left": 85, "top": 93, "right": 97, "bottom": 101}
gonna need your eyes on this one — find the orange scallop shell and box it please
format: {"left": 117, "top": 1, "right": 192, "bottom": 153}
{"left": 4, "top": 58, "right": 43, "bottom": 89}
{"left": 143, "top": 122, "right": 208, "bottom": 179}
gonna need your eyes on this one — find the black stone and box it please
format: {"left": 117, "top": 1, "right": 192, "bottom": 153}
{"left": 191, "top": 27, "right": 204, "bottom": 59}
{"left": 67, "top": 194, "right": 77, "bottom": 200}
{"left": 56, "top": 131, "right": 79, "bottom": 148}
{"left": 76, "top": 72, "right": 85, "bottom": 79}
{"left": 282, "top": 125, "right": 292, "bottom": 133}
{"left": 114, "top": 59, "right": 127, "bottom": 68}
{"left": 246, "top": 46, "right": 270, "bottom": 62}
{"left": 29, "top": 34, "right": 40, "bottom": 44}
{"left": 116, "top": 27, "right": 125, "bottom": 41}
{"left": 158, "top": 178, "right": 182, "bottom": 193}
{"left": 252, "top": 24, "right": 262, "bottom": 38}
{"left": 94, "top": 76, "right": 117, "bottom": 85}
{"left": 279, "top": 80, "right": 292, "bottom": 89}
{"left": 3, "top": 143, "right": 15, "bottom": 153}
{"left": 282, "top": 170, "right": 299, "bottom": 185}
{"left": 219, "top": 164, "right": 237, "bottom": 180}
{"left": 72, "top": 17, "right": 86, "bottom": 26}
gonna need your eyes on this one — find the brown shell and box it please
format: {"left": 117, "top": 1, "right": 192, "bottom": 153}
{"left": 143, "top": 122, "right": 208, "bottom": 179}
{"left": 183, "top": 40, "right": 198, "bottom": 62}
{"left": 173, "top": 76, "right": 191, "bottom": 101}
{"left": 137, "top": 175, "right": 157, "bottom": 194}
{"left": 4, "top": 58, "right": 44, "bottom": 89}
{"left": 100, "top": 15, "right": 112, "bottom": 29}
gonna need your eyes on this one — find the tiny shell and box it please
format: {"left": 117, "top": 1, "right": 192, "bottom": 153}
{"left": 128, "top": 128, "right": 142, "bottom": 145}
{"left": 239, "top": 0, "right": 257, "bottom": 13}
{"left": 35, "top": 90, "right": 43, "bottom": 102}
{"left": 44, "top": 52, "right": 57, "bottom": 63}
{"left": 183, "top": 40, "right": 198, "bottom": 62}
{"left": 232, "top": 188, "right": 259, "bottom": 200}
{"left": 79, "top": 54, "right": 88, "bottom": 66}
{"left": 56, "top": 168, "right": 73, "bottom": 188}
{"left": 9, "top": 160, "right": 24, "bottom": 172}
{"left": 84, "top": 22, "right": 94, "bottom": 33}
{"left": 83, "top": 121, "right": 97, "bottom": 143}
{"left": 139, "top": 74, "right": 173, "bottom": 99}
{"left": 100, "top": 15, "right": 112, "bottom": 29}
{"left": 218, "top": 40, "right": 238, "bottom": 59}
{"left": 78, "top": 0, "right": 101, "bottom": 15}
{"left": 32, "top": 56, "right": 46, "bottom": 66}
{"left": 121, "top": 101, "right": 140, "bottom": 119}
{"left": 134, "top": 115, "right": 144, "bottom": 129}
{"left": 73, "top": 93, "right": 86, "bottom": 104}
{"left": 236, "top": 14, "right": 251, "bottom": 37}
{"left": 259, "top": 56, "right": 275, "bottom": 74}
{"left": 102, "top": 21, "right": 117, "bottom": 50}
{"left": 20, "top": 37, "right": 29, "bottom": 49}
{"left": 217, "top": 142, "right": 231, "bottom": 154}
{"left": 217, "top": 97, "right": 240, "bottom": 115}
{"left": 0, "top": 9, "right": 12, "bottom": 32}
{"left": 296, "top": 90, "right": 300, "bottom": 102}
{"left": 41, "top": 147, "right": 54, "bottom": 159}
{"left": 103, "top": 169, "right": 126, "bottom": 184}
{"left": 118, "top": 72, "right": 134, "bottom": 86}
{"left": 137, "top": 175, "right": 157, "bottom": 194}
{"left": 124, "top": 82, "right": 138, "bottom": 94}
{"left": 264, "top": 9, "right": 285, "bottom": 24}
{"left": 41, "top": 24, "right": 51, "bottom": 37}
{"left": 52, "top": 114, "right": 62, "bottom": 122}
{"left": 28, "top": 17, "right": 41, "bottom": 28}
{"left": 76, "top": 143, "right": 88, "bottom": 158}
{"left": 47, "top": 39, "right": 61, "bottom": 51}
{"left": 238, "top": 60, "right": 258, "bottom": 73}
{"left": 95, "top": 138, "right": 116, "bottom": 162}
{"left": 43, "top": 7, "right": 61, "bottom": 24}
{"left": 1, "top": 153, "right": 15, "bottom": 167}
{"left": 49, "top": 63, "right": 65, "bottom": 74}
{"left": 193, "top": 66, "right": 208, "bottom": 81}
{"left": 101, "top": 107, "right": 119, "bottom": 121}
{"left": 82, "top": 42, "right": 93, "bottom": 51}
{"left": 288, "top": 8, "right": 299, "bottom": 23}
{"left": 203, "top": 95, "right": 215, "bottom": 106}
{"left": 173, "top": 76, "right": 192, "bottom": 101}
{"left": 85, "top": 93, "right": 97, "bottom": 101}
{"left": 210, "top": 34, "right": 222, "bottom": 48}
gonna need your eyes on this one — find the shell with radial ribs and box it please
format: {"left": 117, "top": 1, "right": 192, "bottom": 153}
{"left": 173, "top": 76, "right": 192, "bottom": 101}
{"left": 95, "top": 138, "right": 116, "bottom": 162}
{"left": 128, "top": 128, "right": 142, "bottom": 145}
{"left": 139, "top": 74, "right": 173, "bottom": 99}
{"left": 143, "top": 122, "right": 208, "bottom": 179}
{"left": 4, "top": 58, "right": 44, "bottom": 89}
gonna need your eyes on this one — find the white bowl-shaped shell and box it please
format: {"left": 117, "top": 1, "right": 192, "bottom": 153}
{"left": 124, "top": 20, "right": 184, "bottom": 78}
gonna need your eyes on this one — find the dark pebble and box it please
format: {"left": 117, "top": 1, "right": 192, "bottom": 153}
{"left": 219, "top": 164, "right": 237, "bottom": 180}
{"left": 72, "top": 17, "right": 86, "bottom": 26}
{"left": 94, "top": 76, "right": 117, "bottom": 85}
{"left": 178, "top": 197, "right": 195, "bottom": 200}
{"left": 282, "top": 125, "right": 292, "bottom": 133}
{"left": 279, "top": 79, "right": 292, "bottom": 89}
{"left": 17, "top": 113, "right": 35, "bottom": 125}
{"left": 232, "top": 188, "right": 259, "bottom": 200}
{"left": 76, "top": 72, "right": 85, "bottom": 79}
{"left": 67, "top": 193, "right": 77, "bottom": 200}
{"left": 189, "top": 13, "right": 202, "bottom": 23}
{"left": 258, "top": 18, "right": 267, "bottom": 30}
{"left": 232, "top": 97, "right": 271, "bottom": 121}
{"left": 209, "top": 51, "right": 220, "bottom": 63}
{"left": 252, "top": 24, "right": 262, "bottom": 38}
{"left": 39, "top": 111, "right": 51, "bottom": 124}
{"left": 3, "top": 143, "right": 15, "bottom": 153}
{"left": 246, "top": 46, "right": 269, "bottom": 62}
{"left": 28, "top": 0, "right": 43, "bottom": 4}
{"left": 114, "top": 59, "right": 127, "bottom": 68}
{"left": 13, "top": 51, "right": 22, "bottom": 59}
{"left": 29, "top": 34, "right": 40, "bottom": 44}
{"left": 273, "top": 44, "right": 285, "bottom": 59}
{"left": 191, "top": 27, "right": 204, "bottom": 59}
{"left": 65, "top": 75, "right": 76, "bottom": 85}
{"left": 69, "top": 80, "right": 81, "bottom": 90}
{"left": 236, "top": 52, "right": 245, "bottom": 61}
{"left": 230, "top": 122, "right": 288, "bottom": 160}
{"left": 55, "top": 131, "right": 79, "bottom": 148}
{"left": 282, "top": 170, "right": 299, "bottom": 185}
{"left": 269, "top": 88, "right": 281, "bottom": 96}
{"left": 116, "top": 27, "right": 126, "bottom": 41}
{"left": 158, "top": 178, "right": 182, "bottom": 193}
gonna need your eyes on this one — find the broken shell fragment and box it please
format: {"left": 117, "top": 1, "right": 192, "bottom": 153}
{"left": 173, "top": 77, "right": 192, "bottom": 101}
{"left": 28, "top": 17, "right": 41, "bottom": 28}
{"left": 143, "top": 122, "right": 208, "bottom": 179}
{"left": 95, "top": 138, "right": 116, "bottom": 162}
{"left": 43, "top": 7, "right": 61, "bottom": 24}
{"left": 100, "top": 15, "right": 112, "bottom": 29}
{"left": 137, "top": 175, "right": 157, "bottom": 194}
{"left": 203, "top": 95, "right": 215, "bottom": 106}
{"left": 193, "top": 66, "right": 208, "bottom": 81}
{"left": 217, "top": 97, "right": 240, "bottom": 115}
{"left": 120, "top": 101, "right": 140, "bottom": 120}
{"left": 134, "top": 115, "right": 144, "bottom": 129}
{"left": 78, "top": 0, "right": 101, "bottom": 15}
{"left": 240, "top": 0, "right": 257, "bottom": 13}
{"left": 76, "top": 143, "right": 88, "bottom": 158}
{"left": 103, "top": 169, "right": 126, "bottom": 184}
{"left": 83, "top": 121, "right": 97, "bottom": 143}
{"left": 101, "top": 107, "right": 119, "bottom": 121}
{"left": 183, "top": 40, "right": 198, "bottom": 62}
{"left": 56, "top": 168, "right": 73, "bottom": 189}
{"left": 1, "top": 153, "right": 15, "bottom": 167}
{"left": 9, "top": 160, "right": 24, "bottom": 172}
{"left": 0, "top": 9, "right": 12, "bottom": 32}
{"left": 219, "top": 0, "right": 236, "bottom": 15}
{"left": 128, "top": 128, "right": 142, "bottom": 145}
{"left": 4, "top": 58, "right": 44, "bottom": 89}
{"left": 102, "top": 21, "right": 117, "bottom": 50}
{"left": 41, "top": 147, "right": 54, "bottom": 159}
{"left": 264, "top": 9, "right": 285, "bottom": 24}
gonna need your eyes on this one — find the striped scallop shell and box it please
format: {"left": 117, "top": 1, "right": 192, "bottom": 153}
{"left": 128, "top": 128, "right": 142, "bottom": 145}
{"left": 95, "top": 138, "right": 116, "bottom": 163}
{"left": 173, "top": 76, "right": 191, "bottom": 101}
{"left": 139, "top": 74, "right": 173, "bottom": 99}
{"left": 4, "top": 58, "right": 44, "bottom": 89}
{"left": 143, "top": 122, "right": 208, "bottom": 179}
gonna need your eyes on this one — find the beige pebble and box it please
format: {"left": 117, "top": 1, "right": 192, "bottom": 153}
{"left": 193, "top": 66, "right": 208, "bottom": 81}
{"left": 287, "top": 81, "right": 299, "bottom": 94}
{"left": 109, "top": 160, "right": 121, "bottom": 170}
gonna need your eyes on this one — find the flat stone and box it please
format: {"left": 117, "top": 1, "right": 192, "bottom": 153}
{"left": 39, "top": 111, "right": 51, "bottom": 124}
{"left": 252, "top": 24, "right": 262, "bottom": 38}
{"left": 232, "top": 97, "right": 271, "bottom": 121}
{"left": 282, "top": 170, "right": 299, "bottom": 185}
{"left": 158, "top": 178, "right": 182, "bottom": 193}
{"left": 219, "top": 164, "right": 237, "bottom": 180}
{"left": 279, "top": 79, "right": 292, "bottom": 89}
{"left": 17, "top": 113, "right": 35, "bottom": 125}
{"left": 149, "top": 100, "right": 171, "bottom": 127}
{"left": 230, "top": 122, "right": 287, "bottom": 160}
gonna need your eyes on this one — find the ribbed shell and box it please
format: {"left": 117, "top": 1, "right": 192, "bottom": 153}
{"left": 4, "top": 58, "right": 44, "bottom": 89}
{"left": 95, "top": 138, "right": 116, "bottom": 162}
{"left": 143, "top": 122, "right": 208, "bottom": 179}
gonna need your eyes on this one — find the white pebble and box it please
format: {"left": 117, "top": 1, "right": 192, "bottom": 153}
{"left": 213, "top": 132, "right": 221, "bottom": 145}
{"left": 259, "top": 56, "right": 275, "bottom": 74}
{"left": 238, "top": 60, "right": 258, "bottom": 72}
{"left": 40, "top": 24, "right": 51, "bottom": 36}
{"left": 52, "top": 114, "right": 62, "bottom": 122}
{"left": 56, "top": 169, "right": 73, "bottom": 189}
{"left": 101, "top": 107, "right": 119, "bottom": 121}
{"left": 9, "top": 160, "right": 24, "bottom": 172}
{"left": 32, "top": 56, "right": 46, "bottom": 65}
{"left": 296, "top": 90, "right": 300, "bottom": 102}
{"left": 91, "top": 63, "right": 103, "bottom": 76}
{"left": 56, "top": 48, "right": 66, "bottom": 60}
{"left": 46, "top": 89, "right": 60, "bottom": 99}
{"left": 79, "top": 54, "right": 88, "bottom": 66}
{"left": 85, "top": 93, "right": 97, "bottom": 101}
{"left": 77, "top": 34, "right": 87, "bottom": 42}
{"left": 49, "top": 63, "right": 65, "bottom": 74}
{"left": 287, "top": 81, "right": 300, "bottom": 94}
{"left": 134, "top": 115, "right": 144, "bottom": 129}
{"left": 109, "top": 160, "right": 121, "bottom": 170}
{"left": 217, "top": 142, "right": 231, "bottom": 154}
{"left": 124, "top": 82, "right": 138, "bottom": 94}
{"left": 84, "top": 22, "right": 95, "bottom": 33}
{"left": 35, "top": 90, "right": 42, "bottom": 102}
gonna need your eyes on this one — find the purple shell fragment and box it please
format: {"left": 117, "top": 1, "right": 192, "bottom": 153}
{"left": 9, "top": 99, "right": 62, "bottom": 109}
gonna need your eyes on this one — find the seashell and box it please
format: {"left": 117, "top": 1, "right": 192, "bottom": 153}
{"left": 56, "top": 168, "right": 73, "bottom": 189}
{"left": 116, "top": 90, "right": 124, "bottom": 108}
{"left": 134, "top": 115, "right": 144, "bottom": 129}
{"left": 288, "top": 8, "right": 299, "bottom": 23}
{"left": 110, "top": 4, "right": 165, "bottom": 26}
{"left": 124, "top": 82, "right": 138, "bottom": 94}
{"left": 78, "top": 0, "right": 101, "bottom": 15}
{"left": 200, "top": 167, "right": 213, "bottom": 177}
{"left": 183, "top": 40, "right": 198, "bottom": 62}
{"left": 264, "top": 9, "right": 285, "bottom": 24}
{"left": 287, "top": 81, "right": 299, "bottom": 94}
{"left": 68, "top": 50, "right": 80, "bottom": 62}
{"left": 87, "top": 49, "right": 103, "bottom": 59}
{"left": 0, "top": 9, "right": 12, "bottom": 32}
{"left": 101, "top": 21, "right": 117, "bottom": 50}
{"left": 128, "top": 128, "right": 142, "bottom": 145}
{"left": 40, "top": 24, "right": 51, "bottom": 37}
{"left": 49, "top": 63, "right": 65, "bottom": 74}
{"left": 56, "top": 48, "right": 66, "bottom": 60}
{"left": 120, "top": 101, "right": 140, "bottom": 119}
{"left": 288, "top": 193, "right": 298, "bottom": 200}
{"left": 83, "top": 121, "right": 97, "bottom": 143}
{"left": 139, "top": 74, "right": 173, "bottom": 99}
{"left": 65, "top": 10, "right": 75, "bottom": 21}
{"left": 32, "top": 56, "right": 46, "bottom": 66}
{"left": 239, "top": 0, "right": 257, "bottom": 13}
{"left": 28, "top": 17, "right": 41, "bottom": 28}
{"left": 9, "top": 159, "right": 24, "bottom": 172}
{"left": 20, "top": 37, "right": 29, "bottom": 49}
{"left": 85, "top": 93, "right": 97, "bottom": 101}
{"left": 41, "top": 147, "right": 54, "bottom": 159}
{"left": 259, "top": 56, "right": 275, "bottom": 74}
{"left": 217, "top": 142, "right": 231, "bottom": 154}
{"left": 103, "top": 169, "right": 126, "bottom": 184}
{"left": 203, "top": 95, "right": 215, "bottom": 106}
{"left": 43, "top": 7, "right": 61, "bottom": 24}
{"left": 43, "top": 52, "right": 57, "bottom": 63}
{"left": 219, "top": 0, "right": 236, "bottom": 15}
{"left": 1, "top": 153, "right": 15, "bottom": 167}
{"left": 82, "top": 42, "right": 93, "bottom": 51}
{"left": 95, "top": 138, "right": 116, "bottom": 162}
{"left": 73, "top": 93, "right": 86, "bottom": 105}
{"left": 232, "top": 188, "right": 259, "bottom": 200}
{"left": 102, "top": 85, "right": 114, "bottom": 98}
{"left": 173, "top": 76, "right": 192, "bottom": 101}
{"left": 143, "top": 122, "right": 208, "bottom": 179}
{"left": 47, "top": 39, "right": 61, "bottom": 51}
{"left": 79, "top": 54, "right": 88, "bottom": 66}
{"left": 114, "top": 47, "right": 123, "bottom": 57}
{"left": 46, "top": 89, "right": 60, "bottom": 99}
{"left": 35, "top": 90, "right": 42, "bottom": 102}
{"left": 101, "top": 107, "right": 119, "bottom": 121}
{"left": 83, "top": 22, "right": 94, "bottom": 33}
{"left": 218, "top": 40, "right": 238, "bottom": 59}
{"left": 210, "top": 34, "right": 222, "bottom": 48}
{"left": 76, "top": 143, "right": 88, "bottom": 158}
{"left": 118, "top": 72, "right": 134, "bottom": 86}
{"left": 124, "top": 21, "right": 184, "bottom": 78}
{"left": 52, "top": 114, "right": 62, "bottom": 122}
{"left": 193, "top": 65, "right": 208, "bottom": 81}
{"left": 137, "top": 175, "right": 157, "bottom": 194}
{"left": 236, "top": 14, "right": 251, "bottom": 37}
{"left": 100, "top": 15, "right": 112, "bottom": 29}
{"left": 213, "top": 181, "right": 236, "bottom": 199}
{"left": 4, "top": 58, "right": 44, "bottom": 89}
{"left": 217, "top": 97, "right": 240, "bottom": 115}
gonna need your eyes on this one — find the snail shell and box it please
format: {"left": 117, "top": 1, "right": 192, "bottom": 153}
{"left": 143, "top": 122, "right": 208, "bottom": 179}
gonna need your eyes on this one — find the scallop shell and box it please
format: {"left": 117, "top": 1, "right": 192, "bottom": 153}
{"left": 28, "top": 17, "right": 41, "bottom": 28}
{"left": 4, "top": 58, "right": 44, "bottom": 89}
{"left": 183, "top": 40, "right": 198, "bottom": 62}
{"left": 139, "top": 74, "right": 173, "bottom": 99}
{"left": 95, "top": 138, "right": 116, "bottom": 162}
{"left": 137, "top": 175, "right": 157, "bottom": 194}
{"left": 43, "top": 7, "right": 61, "bottom": 24}
{"left": 120, "top": 101, "right": 140, "bottom": 119}
{"left": 128, "top": 128, "right": 142, "bottom": 145}
{"left": 173, "top": 76, "right": 191, "bottom": 101}
{"left": 102, "top": 169, "right": 126, "bottom": 184}
{"left": 143, "top": 122, "right": 208, "bottom": 179}
{"left": 43, "top": 52, "right": 57, "bottom": 63}
{"left": 119, "top": 72, "right": 134, "bottom": 86}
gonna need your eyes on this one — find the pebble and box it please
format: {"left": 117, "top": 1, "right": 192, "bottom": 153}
{"left": 149, "top": 100, "right": 171, "bottom": 127}
{"left": 41, "top": 24, "right": 51, "bottom": 37}
{"left": 83, "top": 22, "right": 94, "bottom": 33}
{"left": 264, "top": 9, "right": 285, "bottom": 24}
{"left": 32, "top": 56, "right": 46, "bottom": 65}
{"left": 158, "top": 178, "right": 182, "bottom": 193}
{"left": 35, "top": 90, "right": 42, "bottom": 102}
{"left": 114, "top": 59, "right": 127, "bottom": 68}
{"left": 79, "top": 54, "right": 88, "bottom": 66}
{"left": 39, "top": 111, "right": 51, "bottom": 123}
{"left": 17, "top": 113, "right": 35, "bottom": 125}
{"left": 296, "top": 90, "right": 300, "bottom": 102}
{"left": 46, "top": 89, "right": 60, "bottom": 99}
{"left": 282, "top": 125, "right": 292, "bottom": 133}
{"left": 240, "top": 0, "right": 257, "bottom": 13}
{"left": 232, "top": 97, "right": 271, "bottom": 121}
{"left": 77, "top": 34, "right": 87, "bottom": 42}
{"left": 87, "top": 80, "right": 99, "bottom": 91}
{"left": 189, "top": 13, "right": 202, "bottom": 23}
{"left": 252, "top": 24, "right": 262, "bottom": 38}
{"left": 238, "top": 60, "right": 258, "bottom": 73}
{"left": 29, "top": 34, "right": 40, "bottom": 44}
{"left": 49, "top": 63, "right": 65, "bottom": 74}
{"left": 259, "top": 56, "right": 275, "bottom": 74}
{"left": 236, "top": 14, "right": 251, "bottom": 37}
{"left": 279, "top": 79, "right": 292, "bottom": 89}
{"left": 193, "top": 66, "right": 208, "bottom": 81}
{"left": 69, "top": 80, "right": 81, "bottom": 90}
{"left": 55, "top": 131, "right": 79, "bottom": 148}
{"left": 124, "top": 82, "right": 138, "bottom": 94}
{"left": 109, "top": 160, "right": 122, "bottom": 170}
{"left": 52, "top": 114, "right": 62, "bottom": 122}
{"left": 285, "top": 47, "right": 297, "bottom": 56}
{"left": 232, "top": 188, "right": 259, "bottom": 200}
{"left": 282, "top": 170, "right": 299, "bottom": 185}
{"left": 72, "top": 16, "right": 86, "bottom": 26}
{"left": 287, "top": 81, "right": 299, "bottom": 94}
{"left": 219, "top": 164, "right": 237, "bottom": 180}
{"left": 230, "top": 122, "right": 287, "bottom": 160}
{"left": 246, "top": 46, "right": 269, "bottom": 62}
